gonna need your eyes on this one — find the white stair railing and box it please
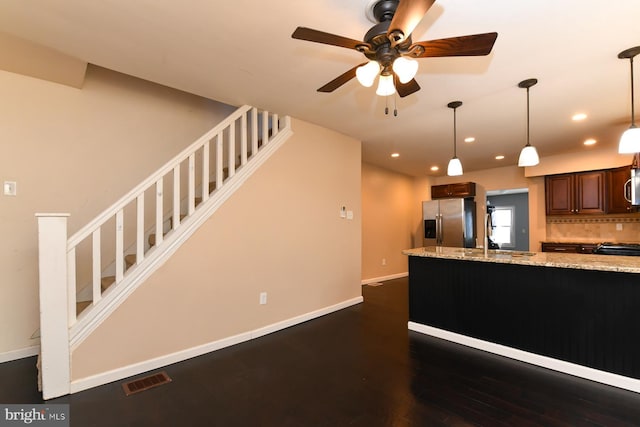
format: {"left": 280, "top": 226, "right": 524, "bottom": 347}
{"left": 36, "top": 105, "right": 291, "bottom": 399}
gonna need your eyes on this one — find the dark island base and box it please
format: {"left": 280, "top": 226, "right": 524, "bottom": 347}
{"left": 408, "top": 256, "right": 640, "bottom": 389}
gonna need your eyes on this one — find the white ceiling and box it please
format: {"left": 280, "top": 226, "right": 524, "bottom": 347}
{"left": 1, "top": 0, "right": 639, "bottom": 177}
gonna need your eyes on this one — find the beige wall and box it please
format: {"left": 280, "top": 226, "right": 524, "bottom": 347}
{"left": 71, "top": 119, "right": 362, "bottom": 379}
{"left": 361, "top": 163, "right": 414, "bottom": 282}
{"left": 0, "top": 65, "right": 235, "bottom": 357}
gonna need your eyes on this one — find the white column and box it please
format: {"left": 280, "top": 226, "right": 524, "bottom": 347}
{"left": 36, "top": 213, "right": 71, "bottom": 400}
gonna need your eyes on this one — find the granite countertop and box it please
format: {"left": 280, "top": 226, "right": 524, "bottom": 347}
{"left": 402, "top": 246, "right": 640, "bottom": 274}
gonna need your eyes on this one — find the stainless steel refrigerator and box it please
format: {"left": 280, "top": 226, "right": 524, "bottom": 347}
{"left": 422, "top": 199, "right": 476, "bottom": 248}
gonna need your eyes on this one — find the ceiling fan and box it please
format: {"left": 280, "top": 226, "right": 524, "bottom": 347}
{"left": 291, "top": 0, "right": 498, "bottom": 98}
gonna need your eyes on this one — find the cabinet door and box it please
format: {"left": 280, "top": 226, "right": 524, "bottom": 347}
{"left": 431, "top": 185, "right": 450, "bottom": 199}
{"left": 546, "top": 174, "right": 574, "bottom": 215}
{"left": 449, "top": 182, "right": 476, "bottom": 198}
{"left": 541, "top": 243, "right": 580, "bottom": 253}
{"left": 575, "top": 171, "right": 605, "bottom": 214}
{"left": 607, "top": 166, "right": 632, "bottom": 214}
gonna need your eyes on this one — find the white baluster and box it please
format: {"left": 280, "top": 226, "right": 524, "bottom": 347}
{"left": 262, "top": 110, "right": 269, "bottom": 145}
{"left": 115, "top": 210, "right": 124, "bottom": 281}
{"left": 173, "top": 165, "right": 180, "bottom": 230}
{"left": 155, "top": 179, "right": 164, "bottom": 247}
{"left": 228, "top": 122, "right": 236, "bottom": 178}
{"left": 188, "top": 154, "right": 195, "bottom": 215}
{"left": 251, "top": 107, "right": 259, "bottom": 157}
{"left": 202, "top": 141, "right": 210, "bottom": 201}
{"left": 216, "top": 132, "right": 223, "bottom": 188}
{"left": 136, "top": 194, "right": 145, "bottom": 261}
{"left": 67, "top": 247, "right": 76, "bottom": 326}
{"left": 92, "top": 229, "right": 102, "bottom": 303}
{"left": 240, "top": 112, "right": 248, "bottom": 166}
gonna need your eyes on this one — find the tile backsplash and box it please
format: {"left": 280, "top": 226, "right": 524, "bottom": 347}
{"left": 546, "top": 216, "right": 640, "bottom": 243}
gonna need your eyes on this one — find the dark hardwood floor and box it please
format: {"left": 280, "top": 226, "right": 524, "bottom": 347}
{"left": 3, "top": 277, "right": 640, "bottom": 426}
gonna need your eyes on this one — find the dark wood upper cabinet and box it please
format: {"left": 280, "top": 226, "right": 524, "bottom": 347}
{"left": 546, "top": 174, "right": 574, "bottom": 215}
{"left": 431, "top": 182, "right": 476, "bottom": 199}
{"left": 607, "top": 166, "right": 634, "bottom": 214}
{"left": 575, "top": 171, "right": 605, "bottom": 214}
{"left": 545, "top": 171, "right": 605, "bottom": 215}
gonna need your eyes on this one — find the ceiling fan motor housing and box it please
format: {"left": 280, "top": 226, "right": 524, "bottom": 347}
{"left": 371, "top": 0, "right": 399, "bottom": 23}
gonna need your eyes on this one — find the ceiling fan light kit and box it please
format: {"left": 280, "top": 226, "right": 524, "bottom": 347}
{"left": 447, "top": 101, "right": 464, "bottom": 177}
{"left": 392, "top": 57, "right": 419, "bottom": 83}
{"left": 517, "top": 78, "right": 540, "bottom": 167}
{"left": 356, "top": 61, "right": 381, "bottom": 87}
{"left": 376, "top": 74, "right": 396, "bottom": 96}
{"left": 618, "top": 46, "right": 640, "bottom": 154}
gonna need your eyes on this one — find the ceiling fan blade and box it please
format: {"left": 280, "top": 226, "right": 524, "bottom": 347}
{"left": 396, "top": 78, "right": 421, "bottom": 98}
{"left": 317, "top": 63, "right": 367, "bottom": 93}
{"left": 411, "top": 32, "right": 498, "bottom": 57}
{"left": 292, "top": 27, "right": 370, "bottom": 51}
{"left": 388, "top": 0, "right": 435, "bottom": 44}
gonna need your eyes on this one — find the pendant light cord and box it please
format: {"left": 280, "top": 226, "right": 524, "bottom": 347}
{"left": 453, "top": 107, "right": 457, "bottom": 157}
{"left": 526, "top": 86, "right": 531, "bottom": 146}
{"left": 631, "top": 56, "right": 636, "bottom": 127}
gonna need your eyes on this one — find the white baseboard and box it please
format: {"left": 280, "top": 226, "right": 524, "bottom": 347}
{"left": 409, "top": 321, "right": 640, "bottom": 394}
{"left": 0, "top": 345, "right": 40, "bottom": 364}
{"left": 361, "top": 272, "right": 407, "bottom": 285}
{"left": 70, "top": 296, "right": 363, "bottom": 395}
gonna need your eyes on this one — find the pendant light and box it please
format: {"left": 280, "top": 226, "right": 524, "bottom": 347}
{"left": 447, "top": 101, "right": 463, "bottom": 176}
{"left": 618, "top": 46, "right": 640, "bottom": 154}
{"left": 517, "top": 78, "right": 540, "bottom": 167}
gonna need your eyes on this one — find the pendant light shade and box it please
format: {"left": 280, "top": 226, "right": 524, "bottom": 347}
{"left": 376, "top": 73, "right": 396, "bottom": 96}
{"left": 447, "top": 157, "right": 463, "bottom": 177}
{"left": 447, "top": 101, "right": 464, "bottom": 177}
{"left": 356, "top": 61, "right": 380, "bottom": 88}
{"left": 618, "top": 47, "right": 640, "bottom": 154}
{"left": 517, "top": 78, "right": 540, "bottom": 167}
{"left": 518, "top": 145, "right": 540, "bottom": 167}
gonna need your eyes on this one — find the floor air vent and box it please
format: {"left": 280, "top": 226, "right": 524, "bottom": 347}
{"left": 122, "top": 371, "right": 172, "bottom": 396}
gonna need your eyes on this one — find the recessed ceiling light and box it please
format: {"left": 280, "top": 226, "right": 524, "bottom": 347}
{"left": 391, "top": 152, "right": 400, "bottom": 158}
{"left": 495, "top": 155, "right": 505, "bottom": 160}
{"left": 583, "top": 138, "right": 597, "bottom": 146}
{"left": 430, "top": 166, "right": 439, "bottom": 171}
{"left": 572, "top": 113, "right": 587, "bottom": 121}
{"left": 464, "top": 137, "right": 475, "bottom": 143}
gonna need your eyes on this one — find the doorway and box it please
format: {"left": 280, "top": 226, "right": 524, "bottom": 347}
{"left": 487, "top": 189, "right": 529, "bottom": 251}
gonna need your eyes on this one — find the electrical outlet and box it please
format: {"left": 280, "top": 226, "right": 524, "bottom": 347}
{"left": 382, "top": 258, "right": 387, "bottom": 266}
{"left": 259, "top": 292, "right": 267, "bottom": 305}
{"left": 616, "top": 223, "right": 623, "bottom": 231}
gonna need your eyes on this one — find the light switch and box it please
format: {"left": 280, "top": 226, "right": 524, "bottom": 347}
{"left": 3, "top": 181, "right": 16, "bottom": 196}
{"left": 346, "top": 210, "right": 354, "bottom": 220}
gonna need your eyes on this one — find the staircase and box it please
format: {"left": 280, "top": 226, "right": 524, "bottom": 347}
{"left": 75, "top": 151, "right": 259, "bottom": 316}
{"left": 36, "top": 105, "right": 292, "bottom": 399}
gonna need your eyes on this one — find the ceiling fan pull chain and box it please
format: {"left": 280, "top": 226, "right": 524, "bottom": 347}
{"left": 385, "top": 96, "right": 389, "bottom": 115}
{"left": 394, "top": 93, "right": 398, "bottom": 117}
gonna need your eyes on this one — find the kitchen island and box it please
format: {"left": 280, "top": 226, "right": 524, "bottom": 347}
{"left": 403, "top": 246, "right": 640, "bottom": 393}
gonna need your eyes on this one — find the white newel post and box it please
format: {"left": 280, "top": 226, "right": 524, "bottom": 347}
{"left": 36, "top": 213, "right": 71, "bottom": 399}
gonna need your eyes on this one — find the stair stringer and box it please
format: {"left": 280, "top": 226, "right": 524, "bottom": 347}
{"left": 69, "top": 125, "right": 294, "bottom": 350}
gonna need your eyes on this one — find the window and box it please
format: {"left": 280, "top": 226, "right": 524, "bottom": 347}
{"left": 492, "top": 206, "right": 515, "bottom": 248}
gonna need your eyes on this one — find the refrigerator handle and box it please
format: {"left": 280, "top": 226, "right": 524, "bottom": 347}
{"left": 436, "top": 214, "right": 442, "bottom": 245}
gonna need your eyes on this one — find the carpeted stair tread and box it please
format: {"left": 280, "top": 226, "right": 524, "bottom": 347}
{"left": 101, "top": 276, "right": 115, "bottom": 292}
{"left": 76, "top": 300, "right": 91, "bottom": 315}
